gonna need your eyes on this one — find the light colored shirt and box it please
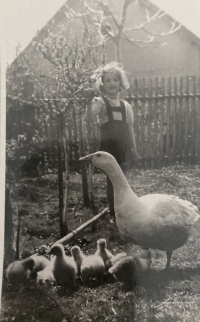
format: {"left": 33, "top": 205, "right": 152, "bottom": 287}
{"left": 91, "top": 96, "right": 134, "bottom": 126}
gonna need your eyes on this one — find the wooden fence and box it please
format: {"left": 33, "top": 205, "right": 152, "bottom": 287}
{"left": 128, "top": 76, "right": 200, "bottom": 168}
{"left": 6, "top": 76, "right": 200, "bottom": 169}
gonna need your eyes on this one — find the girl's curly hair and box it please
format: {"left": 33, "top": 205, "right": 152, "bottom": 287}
{"left": 91, "top": 61, "right": 130, "bottom": 93}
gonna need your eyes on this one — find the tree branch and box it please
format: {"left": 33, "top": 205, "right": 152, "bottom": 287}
{"left": 122, "top": 33, "right": 155, "bottom": 44}
{"left": 37, "top": 45, "right": 59, "bottom": 67}
{"left": 98, "top": 2, "right": 120, "bottom": 33}
{"left": 123, "top": 9, "right": 165, "bottom": 32}
{"left": 142, "top": 22, "right": 182, "bottom": 37}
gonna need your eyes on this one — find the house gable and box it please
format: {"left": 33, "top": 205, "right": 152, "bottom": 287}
{"left": 9, "top": 0, "right": 200, "bottom": 79}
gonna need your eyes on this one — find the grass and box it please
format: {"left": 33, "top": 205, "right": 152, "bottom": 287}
{"left": 1, "top": 165, "right": 200, "bottom": 321}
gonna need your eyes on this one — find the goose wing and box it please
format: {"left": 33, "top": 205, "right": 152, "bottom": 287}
{"left": 138, "top": 194, "right": 199, "bottom": 250}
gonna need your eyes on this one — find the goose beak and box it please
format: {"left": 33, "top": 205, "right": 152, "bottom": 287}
{"left": 79, "top": 154, "right": 94, "bottom": 163}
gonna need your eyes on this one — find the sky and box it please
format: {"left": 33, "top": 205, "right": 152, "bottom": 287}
{"left": 1, "top": 0, "right": 200, "bottom": 65}
{"left": 1, "top": 0, "right": 67, "bottom": 65}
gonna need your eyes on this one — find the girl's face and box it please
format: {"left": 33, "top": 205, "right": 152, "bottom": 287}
{"left": 102, "top": 72, "right": 121, "bottom": 98}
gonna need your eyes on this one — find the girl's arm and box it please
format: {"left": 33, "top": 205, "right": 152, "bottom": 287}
{"left": 86, "top": 97, "right": 103, "bottom": 123}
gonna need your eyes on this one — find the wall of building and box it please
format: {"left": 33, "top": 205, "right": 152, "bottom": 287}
{"left": 10, "top": 0, "right": 200, "bottom": 86}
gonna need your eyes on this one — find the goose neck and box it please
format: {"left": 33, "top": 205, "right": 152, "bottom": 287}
{"left": 107, "top": 164, "right": 131, "bottom": 193}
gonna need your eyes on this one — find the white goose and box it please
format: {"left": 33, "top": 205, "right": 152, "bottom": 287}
{"left": 80, "top": 151, "right": 199, "bottom": 269}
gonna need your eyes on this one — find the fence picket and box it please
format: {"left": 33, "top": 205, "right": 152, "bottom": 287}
{"left": 172, "top": 78, "right": 177, "bottom": 162}
{"left": 185, "top": 77, "right": 189, "bottom": 164}
{"left": 147, "top": 78, "right": 152, "bottom": 168}
{"left": 165, "top": 77, "right": 171, "bottom": 166}
{"left": 154, "top": 78, "right": 158, "bottom": 168}
{"left": 140, "top": 78, "right": 145, "bottom": 168}
{"left": 178, "top": 77, "right": 183, "bottom": 162}
{"left": 197, "top": 77, "right": 200, "bottom": 163}
{"left": 159, "top": 78, "right": 165, "bottom": 162}
{"left": 191, "top": 77, "right": 196, "bottom": 163}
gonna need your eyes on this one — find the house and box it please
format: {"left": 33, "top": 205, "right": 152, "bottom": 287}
{"left": 8, "top": 0, "right": 200, "bottom": 84}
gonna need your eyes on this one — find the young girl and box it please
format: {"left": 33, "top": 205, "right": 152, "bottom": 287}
{"left": 88, "top": 61, "right": 138, "bottom": 220}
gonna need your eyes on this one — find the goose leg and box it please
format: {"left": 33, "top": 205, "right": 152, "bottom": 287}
{"left": 165, "top": 250, "right": 172, "bottom": 270}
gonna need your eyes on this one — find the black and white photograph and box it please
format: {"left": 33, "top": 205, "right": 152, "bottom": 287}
{"left": 1, "top": 0, "right": 200, "bottom": 321}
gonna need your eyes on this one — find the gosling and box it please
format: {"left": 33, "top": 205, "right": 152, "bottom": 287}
{"left": 6, "top": 258, "right": 35, "bottom": 285}
{"left": 134, "top": 250, "right": 152, "bottom": 273}
{"left": 71, "top": 245, "right": 105, "bottom": 280}
{"left": 71, "top": 245, "right": 86, "bottom": 275}
{"left": 30, "top": 254, "right": 51, "bottom": 274}
{"left": 47, "top": 243, "right": 77, "bottom": 286}
{"left": 37, "top": 262, "right": 56, "bottom": 285}
{"left": 106, "top": 252, "right": 127, "bottom": 269}
{"left": 108, "top": 256, "right": 137, "bottom": 287}
{"left": 95, "top": 239, "right": 113, "bottom": 267}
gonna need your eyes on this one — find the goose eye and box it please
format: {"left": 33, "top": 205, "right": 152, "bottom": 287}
{"left": 97, "top": 153, "right": 101, "bottom": 157}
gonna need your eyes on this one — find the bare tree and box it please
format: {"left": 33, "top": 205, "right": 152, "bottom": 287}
{"left": 6, "top": 22, "right": 100, "bottom": 237}
{"left": 65, "top": 0, "right": 181, "bottom": 63}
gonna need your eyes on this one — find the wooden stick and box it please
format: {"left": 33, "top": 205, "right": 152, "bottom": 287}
{"left": 57, "top": 207, "right": 109, "bottom": 245}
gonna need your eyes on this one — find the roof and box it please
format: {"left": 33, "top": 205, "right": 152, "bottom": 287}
{"left": 10, "top": 0, "right": 200, "bottom": 66}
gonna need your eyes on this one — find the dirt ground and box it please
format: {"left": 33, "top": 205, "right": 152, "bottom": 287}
{"left": 1, "top": 164, "right": 200, "bottom": 322}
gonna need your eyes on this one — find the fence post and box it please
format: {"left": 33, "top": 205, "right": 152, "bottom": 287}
{"left": 172, "top": 78, "right": 177, "bottom": 163}
{"left": 137, "top": 78, "right": 145, "bottom": 168}
{"left": 191, "top": 76, "right": 196, "bottom": 164}
{"left": 198, "top": 77, "right": 200, "bottom": 163}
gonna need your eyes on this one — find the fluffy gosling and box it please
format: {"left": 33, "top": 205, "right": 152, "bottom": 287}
{"left": 134, "top": 250, "right": 152, "bottom": 273}
{"left": 71, "top": 245, "right": 86, "bottom": 275}
{"left": 36, "top": 261, "right": 55, "bottom": 285}
{"left": 47, "top": 243, "right": 77, "bottom": 286}
{"left": 6, "top": 258, "right": 34, "bottom": 284}
{"left": 71, "top": 245, "right": 105, "bottom": 280}
{"left": 106, "top": 252, "right": 127, "bottom": 269}
{"left": 95, "top": 239, "right": 113, "bottom": 267}
{"left": 30, "top": 254, "right": 51, "bottom": 274}
{"left": 108, "top": 256, "right": 136, "bottom": 286}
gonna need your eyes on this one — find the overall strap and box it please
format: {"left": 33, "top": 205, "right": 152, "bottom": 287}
{"left": 119, "top": 100, "right": 126, "bottom": 122}
{"left": 102, "top": 96, "right": 126, "bottom": 122}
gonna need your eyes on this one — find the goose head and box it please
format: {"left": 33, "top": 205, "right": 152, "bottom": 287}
{"left": 97, "top": 238, "right": 107, "bottom": 250}
{"left": 80, "top": 151, "right": 119, "bottom": 173}
{"left": 47, "top": 243, "right": 64, "bottom": 257}
{"left": 71, "top": 245, "right": 82, "bottom": 260}
{"left": 80, "top": 151, "right": 133, "bottom": 200}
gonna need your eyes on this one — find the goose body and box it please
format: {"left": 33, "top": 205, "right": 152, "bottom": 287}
{"left": 95, "top": 239, "right": 113, "bottom": 266}
{"left": 80, "top": 151, "right": 199, "bottom": 269}
{"left": 81, "top": 255, "right": 105, "bottom": 279}
{"left": 108, "top": 256, "right": 136, "bottom": 286}
{"left": 47, "top": 243, "right": 77, "bottom": 285}
{"left": 30, "top": 254, "right": 51, "bottom": 274}
{"left": 109, "top": 253, "right": 151, "bottom": 285}
{"left": 6, "top": 258, "right": 34, "bottom": 284}
{"left": 36, "top": 259, "right": 56, "bottom": 285}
